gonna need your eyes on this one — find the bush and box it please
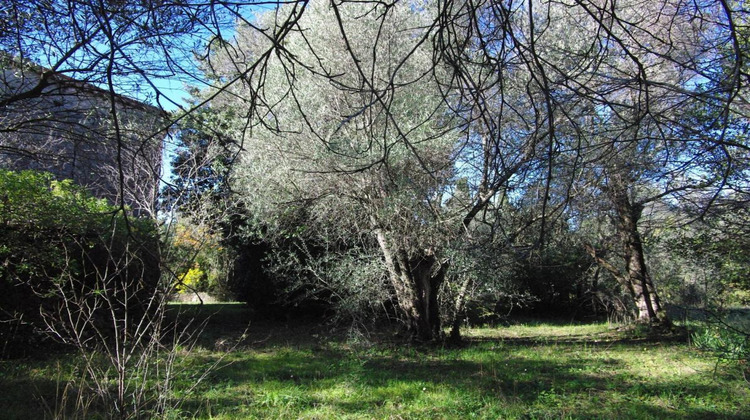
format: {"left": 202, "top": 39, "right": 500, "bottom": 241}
{"left": 164, "top": 220, "right": 229, "bottom": 296}
{"left": 0, "top": 169, "right": 160, "bottom": 357}
{"left": 176, "top": 263, "right": 208, "bottom": 293}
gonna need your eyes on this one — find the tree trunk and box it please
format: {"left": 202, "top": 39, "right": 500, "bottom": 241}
{"left": 449, "top": 275, "right": 472, "bottom": 343}
{"left": 609, "top": 179, "right": 669, "bottom": 325}
{"left": 375, "top": 228, "right": 447, "bottom": 341}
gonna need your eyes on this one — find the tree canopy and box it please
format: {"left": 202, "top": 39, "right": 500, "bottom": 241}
{"left": 1, "top": 0, "right": 747, "bottom": 341}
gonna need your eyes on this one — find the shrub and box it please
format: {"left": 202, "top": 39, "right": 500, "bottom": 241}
{"left": 176, "top": 263, "right": 208, "bottom": 293}
{"left": 0, "top": 169, "right": 160, "bottom": 357}
{"left": 164, "top": 220, "right": 227, "bottom": 296}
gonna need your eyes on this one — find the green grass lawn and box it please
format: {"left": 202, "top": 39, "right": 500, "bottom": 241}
{"left": 1, "top": 304, "right": 748, "bottom": 419}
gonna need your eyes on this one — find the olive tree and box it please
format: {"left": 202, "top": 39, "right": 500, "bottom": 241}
{"left": 199, "top": 0, "right": 462, "bottom": 340}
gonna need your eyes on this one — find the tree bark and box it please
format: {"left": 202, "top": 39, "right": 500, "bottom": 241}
{"left": 375, "top": 228, "right": 447, "bottom": 341}
{"left": 608, "top": 177, "right": 669, "bottom": 325}
{"left": 449, "top": 275, "right": 472, "bottom": 343}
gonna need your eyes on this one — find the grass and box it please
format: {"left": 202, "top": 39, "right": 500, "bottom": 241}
{"left": 2, "top": 304, "right": 748, "bottom": 419}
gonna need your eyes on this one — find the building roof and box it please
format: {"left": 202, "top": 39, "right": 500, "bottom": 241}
{"left": 1, "top": 52, "right": 168, "bottom": 118}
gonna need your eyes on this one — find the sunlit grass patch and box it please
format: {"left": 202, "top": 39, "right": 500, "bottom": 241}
{"left": 465, "top": 319, "right": 619, "bottom": 341}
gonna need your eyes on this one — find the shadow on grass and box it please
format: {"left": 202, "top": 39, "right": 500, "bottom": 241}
{"left": 0, "top": 375, "right": 60, "bottom": 419}
{"left": 165, "top": 303, "right": 340, "bottom": 350}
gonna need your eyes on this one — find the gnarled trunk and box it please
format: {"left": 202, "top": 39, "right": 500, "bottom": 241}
{"left": 375, "top": 228, "right": 447, "bottom": 341}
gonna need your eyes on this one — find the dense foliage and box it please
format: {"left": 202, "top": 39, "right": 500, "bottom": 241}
{"left": 0, "top": 169, "right": 160, "bottom": 357}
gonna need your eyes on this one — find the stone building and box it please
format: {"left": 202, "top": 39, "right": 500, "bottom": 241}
{"left": 0, "top": 57, "right": 167, "bottom": 216}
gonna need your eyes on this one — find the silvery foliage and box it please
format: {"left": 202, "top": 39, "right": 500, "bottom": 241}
{"left": 200, "top": 0, "right": 459, "bottom": 319}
